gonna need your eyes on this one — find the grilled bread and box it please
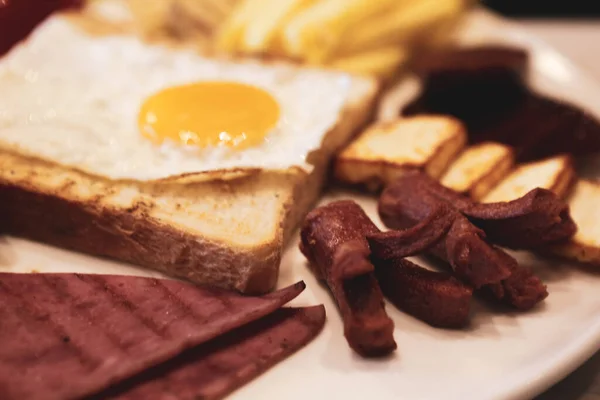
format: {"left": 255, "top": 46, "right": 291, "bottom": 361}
{"left": 440, "top": 142, "right": 514, "bottom": 200}
{"left": 0, "top": 15, "right": 379, "bottom": 294}
{"left": 334, "top": 115, "right": 467, "bottom": 191}
{"left": 550, "top": 179, "right": 600, "bottom": 266}
{"left": 481, "top": 155, "right": 575, "bottom": 203}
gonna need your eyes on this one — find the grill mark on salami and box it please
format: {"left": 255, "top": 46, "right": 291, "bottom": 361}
{"left": 81, "top": 274, "right": 167, "bottom": 339}
{"left": 0, "top": 273, "right": 305, "bottom": 400}
{"left": 93, "top": 306, "right": 327, "bottom": 400}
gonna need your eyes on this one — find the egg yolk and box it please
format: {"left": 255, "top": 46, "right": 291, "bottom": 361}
{"left": 139, "top": 82, "right": 280, "bottom": 149}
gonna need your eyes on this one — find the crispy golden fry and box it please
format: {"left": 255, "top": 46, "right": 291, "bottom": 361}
{"left": 330, "top": 46, "right": 409, "bottom": 80}
{"left": 216, "top": 0, "right": 260, "bottom": 51}
{"left": 337, "top": 0, "right": 466, "bottom": 54}
{"left": 282, "top": 0, "right": 398, "bottom": 62}
{"left": 240, "top": 0, "right": 316, "bottom": 53}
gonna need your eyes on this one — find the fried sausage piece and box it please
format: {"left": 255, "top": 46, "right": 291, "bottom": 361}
{"left": 366, "top": 202, "right": 453, "bottom": 261}
{"left": 378, "top": 177, "right": 512, "bottom": 288}
{"left": 374, "top": 258, "right": 472, "bottom": 329}
{"left": 379, "top": 173, "right": 548, "bottom": 309}
{"left": 300, "top": 200, "right": 396, "bottom": 357}
{"left": 405, "top": 171, "right": 576, "bottom": 249}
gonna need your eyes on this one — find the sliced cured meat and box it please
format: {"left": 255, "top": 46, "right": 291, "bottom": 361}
{"left": 374, "top": 258, "right": 472, "bottom": 329}
{"left": 300, "top": 200, "right": 396, "bottom": 357}
{"left": 0, "top": 273, "right": 305, "bottom": 400}
{"left": 94, "top": 306, "right": 326, "bottom": 400}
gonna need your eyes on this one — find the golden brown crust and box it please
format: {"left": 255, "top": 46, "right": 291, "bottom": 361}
{"left": 333, "top": 115, "right": 466, "bottom": 192}
{"left": 0, "top": 179, "right": 280, "bottom": 294}
{"left": 0, "top": 77, "right": 378, "bottom": 294}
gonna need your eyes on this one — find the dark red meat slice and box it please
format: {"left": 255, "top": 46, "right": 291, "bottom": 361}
{"left": 0, "top": 273, "right": 304, "bottom": 400}
{"left": 94, "top": 306, "right": 326, "bottom": 400}
{"left": 374, "top": 258, "right": 472, "bottom": 329}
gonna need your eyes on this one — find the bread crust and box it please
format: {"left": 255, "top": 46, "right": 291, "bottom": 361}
{"left": 0, "top": 79, "right": 378, "bottom": 294}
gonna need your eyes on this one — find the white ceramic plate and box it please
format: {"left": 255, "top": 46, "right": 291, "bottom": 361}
{"left": 2, "top": 8, "right": 600, "bottom": 400}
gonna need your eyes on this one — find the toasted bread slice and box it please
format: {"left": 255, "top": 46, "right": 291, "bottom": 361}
{"left": 334, "top": 115, "right": 467, "bottom": 191}
{"left": 481, "top": 155, "right": 575, "bottom": 203}
{"left": 551, "top": 180, "right": 600, "bottom": 266}
{"left": 0, "top": 75, "right": 376, "bottom": 295}
{"left": 440, "top": 142, "right": 514, "bottom": 200}
{"left": 0, "top": 17, "right": 379, "bottom": 294}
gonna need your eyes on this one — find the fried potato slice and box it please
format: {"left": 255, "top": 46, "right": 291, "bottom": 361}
{"left": 240, "top": 0, "right": 315, "bottom": 53}
{"left": 334, "top": 115, "right": 467, "bottom": 191}
{"left": 336, "top": 0, "right": 465, "bottom": 55}
{"left": 440, "top": 142, "right": 514, "bottom": 200}
{"left": 482, "top": 155, "right": 575, "bottom": 203}
{"left": 282, "top": 0, "right": 398, "bottom": 62}
{"left": 551, "top": 179, "right": 600, "bottom": 266}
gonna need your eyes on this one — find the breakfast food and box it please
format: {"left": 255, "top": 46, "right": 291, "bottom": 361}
{"left": 482, "top": 155, "right": 575, "bottom": 203}
{"left": 98, "top": 306, "right": 326, "bottom": 400}
{"left": 0, "top": 14, "right": 378, "bottom": 293}
{"left": 379, "top": 172, "right": 550, "bottom": 310}
{"left": 374, "top": 258, "right": 472, "bottom": 329}
{"left": 551, "top": 180, "right": 600, "bottom": 266}
{"left": 0, "top": 273, "right": 307, "bottom": 400}
{"left": 367, "top": 202, "right": 453, "bottom": 261}
{"left": 215, "top": 0, "right": 468, "bottom": 78}
{"left": 299, "top": 200, "right": 396, "bottom": 357}
{"left": 403, "top": 170, "right": 577, "bottom": 249}
{"left": 403, "top": 46, "right": 600, "bottom": 162}
{"left": 334, "top": 116, "right": 467, "bottom": 190}
{"left": 440, "top": 142, "right": 515, "bottom": 200}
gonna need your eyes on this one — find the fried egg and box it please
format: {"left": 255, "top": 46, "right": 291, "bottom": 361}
{"left": 0, "top": 16, "right": 353, "bottom": 181}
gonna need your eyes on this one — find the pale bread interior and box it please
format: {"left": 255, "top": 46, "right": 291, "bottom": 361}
{"left": 441, "top": 142, "right": 514, "bottom": 200}
{"left": 334, "top": 115, "right": 467, "bottom": 189}
{"left": 551, "top": 180, "right": 600, "bottom": 266}
{"left": 482, "top": 155, "right": 575, "bottom": 203}
{"left": 0, "top": 12, "right": 379, "bottom": 293}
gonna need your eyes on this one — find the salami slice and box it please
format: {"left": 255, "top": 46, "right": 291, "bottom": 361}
{"left": 0, "top": 273, "right": 305, "bottom": 400}
{"left": 95, "top": 306, "right": 326, "bottom": 400}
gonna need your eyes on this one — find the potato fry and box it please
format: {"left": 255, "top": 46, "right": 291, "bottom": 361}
{"left": 336, "top": 0, "right": 466, "bottom": 54}
{"left": 330, "top": 46, "right": 410, "bottom": 79}
{"left": 241, "top": 0, "right": 315, "bottom": 53}
{"left": 215, "top": 0, "right": 260, "bottom": 51}
{"left": 282, "top": 0, "right": 398, "bottom": 62}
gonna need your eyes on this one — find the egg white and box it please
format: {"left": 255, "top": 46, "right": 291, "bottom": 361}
{"left": 0, "top": 16, "right": 353, "bottom": 181}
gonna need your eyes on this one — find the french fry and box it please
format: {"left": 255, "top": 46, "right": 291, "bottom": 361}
{"left": 282, "top": 0, "right": 398, "bottom": 62}
{"left": 329, "top": 46, "right": 410, "bottom": 79}
{"left": 336, "top": 0, "right": 465, "bottom": 54}
{"left": 241, "top": 0, "right": 315, "bottom": 53}
{"left": 215, "top": 0, "right": 260, "bottom": 51}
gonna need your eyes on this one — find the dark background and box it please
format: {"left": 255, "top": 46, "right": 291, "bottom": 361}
{"left": 483, "top": 0, "right": 600, "bottom": 17}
